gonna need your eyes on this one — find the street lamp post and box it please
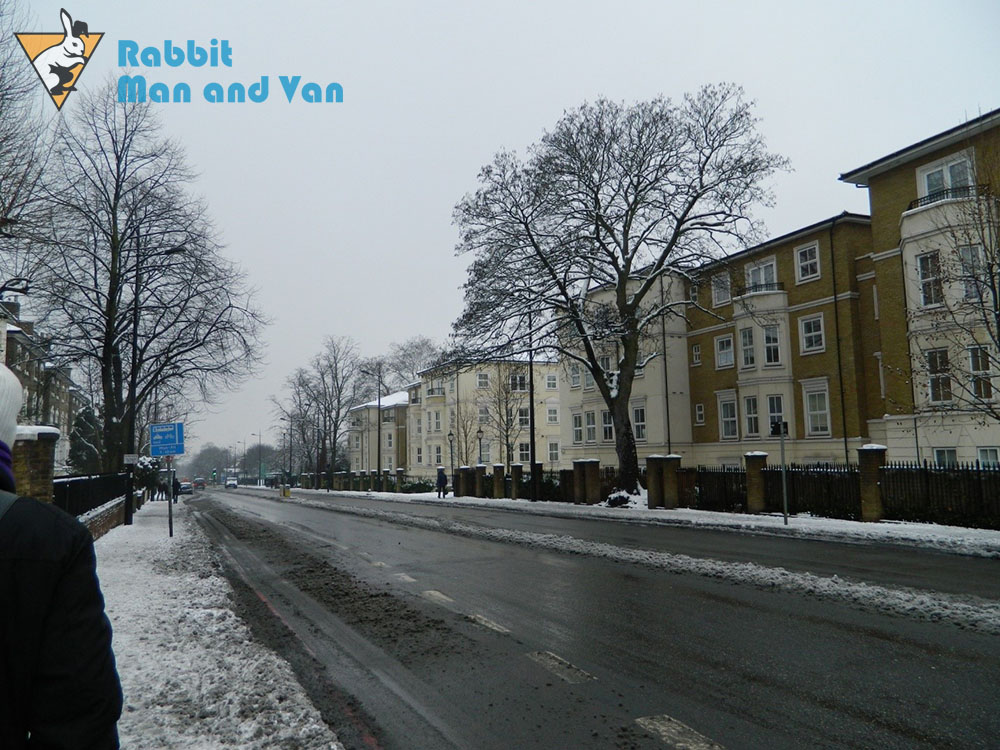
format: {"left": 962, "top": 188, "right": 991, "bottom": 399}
{"left": 251, "top": 430, "right": 262, "bottom": 486}
{"left": 361, "top": 362, "right": 384, "bottom": 491}
{"left": 477, "top": 427, "right": 484, "bottom": 464}
{"left": 241, "top": 438, "right": 246, "bottom": 483}
{"left": 447, "top": 430, "right": 455, "bottom": 487}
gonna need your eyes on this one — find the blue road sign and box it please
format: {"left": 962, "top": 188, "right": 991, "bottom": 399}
{"left": 150, "top": 422, "right": 185, "bottom": 456}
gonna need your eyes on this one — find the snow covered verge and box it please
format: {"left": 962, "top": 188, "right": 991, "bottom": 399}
{"left": 95, "top": 500, "right": 344, "bottom": 750}
{"left": 258, "top": 486, "right": 1000, "bottom": 559}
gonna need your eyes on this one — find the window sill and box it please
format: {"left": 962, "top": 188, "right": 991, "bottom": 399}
{"left": 795, "top": 275, "right": 821, "bottom": 285}
{"left": 801, "top": 347, "right": 826, "bottom": 356}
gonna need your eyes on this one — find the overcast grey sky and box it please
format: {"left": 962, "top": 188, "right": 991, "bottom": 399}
{"left": 27, "top": 0, "right": 1000, "bottom": 458}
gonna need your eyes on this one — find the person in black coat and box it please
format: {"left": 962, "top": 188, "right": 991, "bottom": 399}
{"left": 436, "top": 466, "right": 448, "bottom": 498}
{"left": 0, "top": 367, "right": 122, "bottom": 749}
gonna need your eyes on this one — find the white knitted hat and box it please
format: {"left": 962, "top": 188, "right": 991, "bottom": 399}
{"left": 0, "top": 365, "right": 22, "bottom": 448}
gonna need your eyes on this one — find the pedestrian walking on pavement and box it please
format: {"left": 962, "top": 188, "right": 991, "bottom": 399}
{"left": 0, "top": 363, "right": 122, "bottom": 749}
{"left": 436, "top": 466, "right": 448, "bottom": 498}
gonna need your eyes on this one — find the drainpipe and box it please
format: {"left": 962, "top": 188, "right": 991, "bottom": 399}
{"left": 828, "top": 214, "right": 851, "bottom": 463}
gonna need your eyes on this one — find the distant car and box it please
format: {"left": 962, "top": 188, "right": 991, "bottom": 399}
{"left": 225, "top": 477, "right": 238, "bottom": 488}
{"left": 178, "top": 481, "right": 193, "bottom": 495}
{"left": 192, "top": 477, "right": 206, "bottom": 489}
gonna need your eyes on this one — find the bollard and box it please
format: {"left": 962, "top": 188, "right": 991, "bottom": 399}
{"left": 858, "top": 444, "right": 887, "bottom": 522}
{"left": 646, "top": 455, "right": 666, "bottom": 508}
{"left": 493, "top": 464, "right": 505, "bottom": 498}
{"left": 396, "top": 467, "right": 405, "bottom": 492}
{"left": 510, "top": 464, "right": 523, "bottom": 500}
{"left": 744, "top": 451, "right": 768, "bottom": 513}
{"left": 475, "top": 464, "right": 486, "bottom": 497}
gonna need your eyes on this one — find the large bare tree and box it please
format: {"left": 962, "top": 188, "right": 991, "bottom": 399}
{"left": 34, "top": 82, "right": 265, "bottom": 470}
{"left": 454, "top": 84, "right": 786, "bottom": 493}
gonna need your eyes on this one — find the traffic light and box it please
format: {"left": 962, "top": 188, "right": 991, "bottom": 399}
{"left": 212, "top": 469, "right": 217, "bottom": 481}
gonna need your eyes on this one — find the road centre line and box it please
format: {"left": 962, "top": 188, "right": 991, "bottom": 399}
{"left": 526, "top": 651, "right": 595, "bottom": 684}
{"left": 635, "top": 714, "right": 725, "bottom": 749}
{"left": 421, "top": 590, "right": 455, "bottom": 605}
{"left": 467, "top": 614, "right": 510, "bottom": 634}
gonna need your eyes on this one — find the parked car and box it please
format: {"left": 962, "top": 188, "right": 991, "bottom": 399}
{"left": 178, "top": 481, "right": 193, "bottom": 495}
{"left": 192, "top": 477, "right": 206, "bottom": 489}
{"left": 225, "top": 476, "right": 238, "bottom": 488}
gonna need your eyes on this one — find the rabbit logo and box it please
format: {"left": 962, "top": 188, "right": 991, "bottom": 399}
{"left": 15, "top": 8, "right": 103, "bottom": 110}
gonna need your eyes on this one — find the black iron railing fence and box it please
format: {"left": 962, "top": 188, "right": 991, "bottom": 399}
{"left": 907, "top": 184, "right": 983, "bottom": 210}
{"left": 763, "top": 463, "right": 860, "bottom": 521}
{"left": 53, "top": 472, "right": 129, "bottom": 517}
{"left": 880, "top": 460, "right": 1000, "bottom": 529}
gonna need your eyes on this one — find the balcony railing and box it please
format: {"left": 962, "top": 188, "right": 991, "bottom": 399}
{"left": 734, "top": 281, "right": 785, "bottom": 296}
{"left": 426, "top": 387, "right": 446, "bottom": 397}
{"left": 907, "top": 184, "right": 984, "bottom": 210}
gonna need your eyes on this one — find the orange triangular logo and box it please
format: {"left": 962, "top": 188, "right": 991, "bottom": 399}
{"left": 15, "top": 8, "right": 102, "bottom": 111}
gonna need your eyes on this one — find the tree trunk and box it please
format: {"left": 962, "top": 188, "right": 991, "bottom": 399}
{"left": 610, "top": 397, "right": 639, "bottom": 494}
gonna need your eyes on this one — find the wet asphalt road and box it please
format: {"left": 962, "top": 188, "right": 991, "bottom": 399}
{"left": 192, "top": 489, "right": 1000, "bottom": 750}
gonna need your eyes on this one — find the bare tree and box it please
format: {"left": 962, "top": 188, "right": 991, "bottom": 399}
{"left": 479, "top": 362, "right": 527, "bottom": 469}
{"left": 307, "top": 335, "right": 365, "bottom": 479}
{"left": 384, "top": 335, "right": 441, "bottom": 391}
{"left": 454, "top": 84, "right": 786, "bottom": 492}
{"left": 33, "top": 82, "right": 266, "bottom": 470}
{"left": 907, "top": 139, "right": 1000, "bottom": 425}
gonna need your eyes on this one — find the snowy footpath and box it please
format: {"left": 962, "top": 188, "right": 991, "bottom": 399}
{"left": 94, "top": 500, "right": 345, "bottom": 750}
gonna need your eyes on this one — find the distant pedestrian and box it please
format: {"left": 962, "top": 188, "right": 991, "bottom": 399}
{"left": 0, "top": 363, "right": 122, "bottom": 748}
{"left": 436, "top": 466, "right": 448, "bottom": 498}
{"left": 172, "top": 475, "right": 181, "bottom": 504}
{"left": 157, "top": 480, "right": 167, "bottom": 501}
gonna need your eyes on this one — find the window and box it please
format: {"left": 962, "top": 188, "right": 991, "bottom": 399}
{"left": 584, "top": 368, "right": 594, "bottom": 388}
{"left": 601, "top": 410, "right": 613, "bottom": 441}
{"left": 434, "top": 445, "right": 442, "bottom": 464}
{"left": 960, "top": 245, "right": 984, "bottom": 300}
{"left": 479, "top": 405, "right": 489, "bottom": 424}
{"left": 480, "top": 442, "right": 490, "bottom": 463}
{"left": 934, "top": 448, "right": 958, "bottom": 467}
{"left": 740, "top": 328, "right": 755, "bottom": 368}
{"left": 386, "top": 433, "right": 392, "bottom": 448}
{"left": 548, "top": 441, "right": 560, "bottom": 463}
{"left": 764, "top": 325, "right": 780, "bottom": 365}
{"left": 803, "top": 382, "right": 831, "bottom": 436}
{"left": 796, "top": 243, "right": 820, "bottom": 282}
{"left": 689, "top": 284, "right": 699, "bottom": 304}
{"left": 744, "top": 396, "right": 759, "bottom": 437}
{"left": 978, "top": 447, "right": 999, "bottom": 466}
{"left": 510, "top": 374, "right": 527, "bottom": 392}
{"left": 919, "top": 154, "right": 971, "bottom": 198}
{"left": 598, "top": 355, "right": 611, "bottom": 373}
{"left": 433, "top": 411, "right": 441, "bottom": 431}
{"left": 416, "top": 447, "right": 422, "bottom": 465}
{"left": 416, "top": 417, "right": 422, "bottom": 435}
{"left": 768, "top": 394, "right": 784, "bottom": 434}
{"left": 715, "top": 335, "right": 734, "bottom": 369}
{"left": 546, "top": 373, "right": 558, "bottom": 390}
{"left": 712, "top": 273, "right": 731, "bottom": 306}
{"left": 918, "top": 252, "right": 943, "bottom": 306}
{"left": 353, "top": 434, "right": 360, "bottom": 449}
{"left": 691, "top": 343, "right": 702, "bottom": 366}
{"left": 519, "top": 443, "right": 531, "bottom": 462}
{"left": 800, "top": 314, "right": 825, "bottom": 354}
{"left": 518, "top": 407, "right": 530, "bottom": 427}
{"left": 477, "top": 372, "right": 489, "bottom": 389}
{"left": 632, "top": 406, "right": 646, "bottom": 440}
{"left": 547, "top": 407, "right": 559, "bottom": 424}
{"left": 585, "top": 411, "right": 596, "bottom": 442}
{"left": 572, "top": 413, "right": 583, "bottom": 444}
{"left": 745, "top": 259, "right": 776, "bottom": 291}
{"left": 970, "top": 346, "right": 993, "bottom": 400}
{"left": 694, "top": 403, "right": 705, "bottom": 425}
{"left": 927, "top": 349, "right": 951, "bottom": 403}
{"left": 719, "top": 398, "right": 738, "bottom": 440}
{"left": 570, "top": 364, "right": 581, "bottom": 388}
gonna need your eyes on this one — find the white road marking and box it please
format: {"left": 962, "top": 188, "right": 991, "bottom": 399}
{"left": 468, "top": 614, "right": 510, "bottom": 634}
{"left": 636, "top": 714, "right": 724, "bottom": 749}
{"left": 393, "top": 573, "right": 417, "bottom": 583}
{"left": 526, "top": 651, "right": 595, "bottom": 684}
{"left": 421, "top": 590, "right": 454, "bottom": 604}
